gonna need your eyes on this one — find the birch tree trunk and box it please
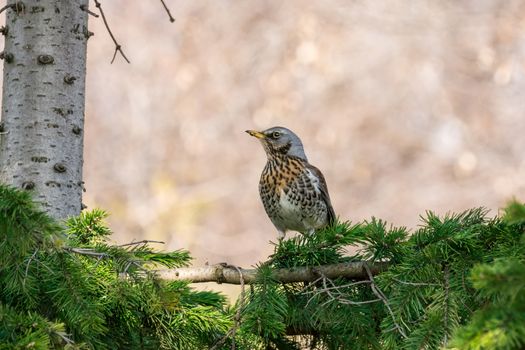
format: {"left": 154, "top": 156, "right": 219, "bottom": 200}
{"left": 0, "top": 0, "right": 89, "bottom": 220}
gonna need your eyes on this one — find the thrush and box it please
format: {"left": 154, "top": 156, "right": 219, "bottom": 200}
{"left": 246, "top": 126, "right": 336, "bottom": 240}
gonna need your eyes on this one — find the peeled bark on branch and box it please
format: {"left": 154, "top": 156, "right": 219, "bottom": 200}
{"left": 157, "top": 261, "right": 389, "bottom": 284}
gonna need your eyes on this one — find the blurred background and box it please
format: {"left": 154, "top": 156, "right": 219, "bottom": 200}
{"left": 83, "top": 1, "right": 525, "bottom": 295}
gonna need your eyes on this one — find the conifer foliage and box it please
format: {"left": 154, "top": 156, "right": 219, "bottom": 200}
{"left": 0, "top": 185, "right": 231, "bottom": 349}
{"left": 1, "top": 183, "right": 524, "bottom": 349}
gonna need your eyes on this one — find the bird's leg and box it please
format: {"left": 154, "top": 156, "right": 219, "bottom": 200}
{"left": 277, "top": 230, "right": 286, "bottom": 241}
{"left": 306, "top": 228, "right": 315, "bottom": 235}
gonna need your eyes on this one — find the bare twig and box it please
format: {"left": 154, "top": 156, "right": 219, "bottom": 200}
{"left": 443, "top": 264, "right": 450, "bottom": 345}
{"left": 230, "top": 265, "right": 245, "bottom": 350}
{"left": 311, "top": 273, "right": 380, "bottom": 308}
{"left": 23, "top": 249, "right": 39, "bottom": 287}
{"left": 210, "top": 265, "right": 246, "bottom": 350}
{"left": 0, "top": 4, "right": 12, "bottom": 15}
{"left": 67, "top": 247, "right": 108, "bottom": 258}
{"left": 119, "top": 239, "right": 165, "bottom": 247}
{"left": 93, "top": 255, "right": 105, "bottom": 269}
{"left": 80, "top": 4, "right": 99, "bottom": 17}
{"left": 123, "top": 260, "right": 134, "bottom": 273}
{"left": 300, "top": 276, "right": 324, "bottom": 296}
{"left": 92, "top": 0, "right": 130, "bottom": 63}
{"left": 159, "top": 0, "right": 175, "bottom": 22}
{"left": 302, "top": 279, "right": 371, "bottom": 295}
{"left": 80, "top": 5, "right": 99, "bottom": 18}
{"left": 392, "top": 277, "right": 440, "bottom": 287}
{"left": 364, "top": 263, "right": 408, "bottom": 339}
{"left": 55, "top": 331, "right": 75, "bottom": 345}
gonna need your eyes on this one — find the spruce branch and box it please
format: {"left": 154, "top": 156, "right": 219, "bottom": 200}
{"left": 157, "top": 261, "right": 389, "bottom": 284}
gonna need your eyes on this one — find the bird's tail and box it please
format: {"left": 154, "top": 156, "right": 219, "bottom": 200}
{"left": 327, "top": 204, "right": 336, "bottom": 227}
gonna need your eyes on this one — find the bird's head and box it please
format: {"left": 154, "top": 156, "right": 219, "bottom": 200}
{"left": 245, "top": 126, "right": 307, "bottom": 161}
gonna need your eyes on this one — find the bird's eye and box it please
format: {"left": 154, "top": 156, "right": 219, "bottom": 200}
{"left": 272, "top": 131, "right": 281, "bottom": 139}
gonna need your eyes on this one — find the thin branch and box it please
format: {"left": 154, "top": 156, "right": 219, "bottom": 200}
{"left": 311, "top": 273, "right": 380, "bottom": 308}
{"left": 0, "top": 4, "right": 12, "bottom": 15}
{"left": 158, "top": 261, "right": 389, "bottom": 285}
{"left": 119, "top": 239, "right": 165, "bottom": 247}
{"left": 230, "top": 265, "right": 245, "bottom": 350}
{"left": 210, "top": 265, "right": 245, "bottom": 350}
{"left": 443, "top": 264, "right": 450, "bottom": 345}
{"left": 302, "top": 279, "right": 371, "bottom": 295}
{"left": 93, "top": 255, "right": 105, "bottom": 269}
{"left": 92, "top": 0, "right": 130, "bottom": 63}
{"left": 66, "top": 247, "right": 108, "bottom": 258}
{"left": 55, "top": 331, "right": 75, "bottom": 345}
{"left": 364, "top": 263, "right": 408, "bottom": 339}
{"left": 23, "top": 248, "right": 39, "bottom": 287}
{"left": 123, "top": 260, "right": 133, "bottom": 273}
{"left": 159, "top": 0, "right": 175, "bottom": 22}
{"left": 391, "top": 277, "right": 440, "bottom": 287}
{"left": 80, "top": 4, "right": 99, "bottom": 17}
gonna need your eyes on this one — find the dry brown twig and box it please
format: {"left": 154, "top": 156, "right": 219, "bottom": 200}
{"left": 91, "top": 0, "right": 130, "bottom": 64}
{"left": 159, "top": 0, "right": 175, "bottom": 22}
{"left": 80, "top": 4, "right": 99, "bottom": 18}
{"left": 0, "top": 3, "right": 12, "bottom": 15}
{"left": 85, "top": 0, "right": 175, "bottom": 64}
{"left": 303, "top": 272, "right": 380, "bottom": 308}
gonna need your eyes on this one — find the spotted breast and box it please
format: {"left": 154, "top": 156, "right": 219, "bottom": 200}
{"left": 259, "top": 153, "right": 334, "bottom": 238}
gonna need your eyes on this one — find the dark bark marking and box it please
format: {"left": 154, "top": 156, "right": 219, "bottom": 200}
{"left": 0, "top": 51, "right": 14, "bottom": 63}
{"left": 37, "top": 54, "right": 54, "bottom": 64}
{"left": 21, "top": 181, "right": 35, "bottom": 190}
{"left": 72, "top": 125, "right": 82, "bottom": 134}
{"left": 31, "top": 156, "right": 49, "bottom": 163}
{"left": 53, "top": 163, "right": 66, "bottom": 173}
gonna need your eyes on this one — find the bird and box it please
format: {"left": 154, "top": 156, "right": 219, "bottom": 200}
{"left": 246, "top": 126, "right": 336, "bottom": 240}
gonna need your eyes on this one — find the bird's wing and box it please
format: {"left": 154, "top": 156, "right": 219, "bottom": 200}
{"left": 306, "top": 164, "right": 336, "bottom": 226}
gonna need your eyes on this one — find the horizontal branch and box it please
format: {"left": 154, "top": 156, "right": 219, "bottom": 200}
{"left": 157, "top": 261, "right": 389, "bottom": 285}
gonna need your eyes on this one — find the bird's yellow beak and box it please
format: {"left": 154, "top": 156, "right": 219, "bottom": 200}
{"left": 245, "top": 130, "right": 266, "bottom": 139}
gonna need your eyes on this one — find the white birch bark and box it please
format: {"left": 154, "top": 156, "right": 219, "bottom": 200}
{"left": 0, "top": 0, "right": 89, "bottom": 220}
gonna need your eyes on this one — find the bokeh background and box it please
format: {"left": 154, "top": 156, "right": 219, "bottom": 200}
{"left": 83, "top": 1, "right": 525, "bottom": 295}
